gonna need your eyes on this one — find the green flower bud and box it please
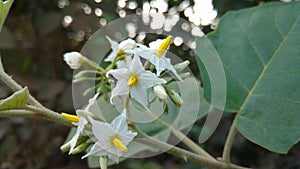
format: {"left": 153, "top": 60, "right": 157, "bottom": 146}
{"left": 174, "top": 60, "right": 190, "bottom": 72}
{"left": 167, "top": 89, "right": 183, "bottom": 107}
{"left": 71, "top": 142, "right": 92, "bottom": 155}
{"left": 153, "top": 85, "right": 168, "bottom": 100}
{"left": 60, "top": 140, "right": 71, "bottom": 152}
{"left": 180, "top": 72, "right": 191, "bottom": 79}
{"left": 99, "top": 156, "right": 108, "bottom": 169}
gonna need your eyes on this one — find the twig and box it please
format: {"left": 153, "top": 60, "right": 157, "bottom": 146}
{"left": 146, "top": 110, "right": 216, "bottom": 160}
{"left": 134, "top": 135, "right": 250, "bottom": 169}
{"left": 0, "top": 108, "right": 73, "bottom": 127}
{"left": 222, "top": 113, "right": 239, "bottom": 164}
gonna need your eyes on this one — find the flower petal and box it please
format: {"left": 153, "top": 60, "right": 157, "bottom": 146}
{"left": 129, "top": 55, "right": 144, "bottom": 74}
{"left": 116, "top": 56, "right": 132, "bottom": 68}
{"left": 131, "top": 85, "right": 148, "bottom": 107}
{"left": 69, "top": 116, "right": 88, "bottom": 155}
{"left": 106, "top": 68, "right": 130, "bottom": 80}
{"left": 82, "top": 142, "right": 108, "bottom": 159}
{"left": 138, "top": 71, "right": 166, "bottom": 88}
{"left": 89, "top": 117, "right": 115, "bottom": 142}
{"left": 111, "top": 80, "right": 130, "bottom": 104}
{"left": 106, "top": 36, "right": 119, "bottom": 51}
{"left": 149, "top": 39, "right": 164, "bottom": 49}
{"left": 110, "top": 110, "right": 128, "bottom": 133}
{"left": 119, "top": 38, "right": 136, "bottom": 51}
{"left": 119, "top": 131, "right": 137, "bottom": 145}
{"left": 84, "top": 93, "right": 99, "bottom": 112}
{"left": 159, "top": 57, "right": 182, "bottom": 81}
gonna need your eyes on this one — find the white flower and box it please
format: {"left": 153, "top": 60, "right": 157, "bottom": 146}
{"left": 83, "top": 110, "right": 137, "bottom": 162}
{"left": 105, "top": 36, "right": 136, "bottom": 68}
{"left": 153, "top": 85, "right": 168, "bottom": 100}
{"left": 63, "top": 51, "right": 84, "bottom": 69}
{"left": 107, "top": 55, "right": 166, "bottom": 108}
{"left": 62, "top": 93, "right": 99, "bottom": 154}
{"left": 136, "top": 36, "right": 182, "bottom": 81}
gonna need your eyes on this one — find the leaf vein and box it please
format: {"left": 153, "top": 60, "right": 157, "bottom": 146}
{"left": 238, "top": 14, "right": 299, "bottom": 113}
{"left": 234, "top": 18, "right": 266, "bottom": 66}
{"left": 263, "top": 70, "right": 300, "bottom": 77}
{"left": 252, "top": 94, "right": 300, "bottom": 104}
{"left": 223, "top": 64, "right": 250, "bottom": 92}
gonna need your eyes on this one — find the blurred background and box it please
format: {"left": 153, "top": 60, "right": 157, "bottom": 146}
{"left": 0, "top": 0, "right": 299, "bottom": 168}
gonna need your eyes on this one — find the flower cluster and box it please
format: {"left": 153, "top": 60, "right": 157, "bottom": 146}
{"left": 61, "top": 35, "right": 189, "bottom": 168}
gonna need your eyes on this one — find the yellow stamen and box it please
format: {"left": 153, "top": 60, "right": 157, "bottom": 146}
{"left": 112, "top": 137, "right": 128, "bottom": 152}
{"left": 61, "top": 113, "right": 79, "bottom": 123}
{"left": 127, "top": 74, "right": 138, "bottom": 87}
{"left": 156, "top": 35, "right": 172, "bottom": 57}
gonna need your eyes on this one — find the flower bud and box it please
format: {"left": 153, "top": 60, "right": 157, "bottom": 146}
{"left": 153, "top": 85, "right": 168, "bottom": 100}
{"left": 99, "top": 156, "right": 108, "bottom": 169}
{"left": 71, "top": 142, "right": 91, "bottom": 155}
{"left": 63, "top": 51, "right": 84, "bottom": 69}
{"left": 174, "top": 60, "right": 190, "bottom": 72}
{"left": 180, "top": 72, "right": 191, "bottom": 79}
{"left": 60, "top": 140, "right": 71, "bottom": 152}
{"left": 167, "top": 89, "right": 183, "bottom": 107}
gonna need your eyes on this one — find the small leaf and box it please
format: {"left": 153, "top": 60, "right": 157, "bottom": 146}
{"left": 0, "top": 87, "right": 29, "bottom": 110}
{"left": 196, "top": 2, "right": 300, "bottom": 153}
{"left": 0, "top": 0, "right": 14, "bottom": 31}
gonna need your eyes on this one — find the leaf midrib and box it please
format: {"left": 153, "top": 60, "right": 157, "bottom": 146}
{"left": 236, "top": 14, "right": 299, "bottom": 116}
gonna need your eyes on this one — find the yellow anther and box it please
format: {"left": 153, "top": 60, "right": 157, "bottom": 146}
{"left": 112, "top": 137, "right": 128, "bottom": 152}
{"left": 127, "top": 74, "right": 138, "bottom": 87}
{"left": 61, "top": 113, "right": 79, "bottom": 123}
{"left": 156, "top": 35, "right": 172, "bottom": 57}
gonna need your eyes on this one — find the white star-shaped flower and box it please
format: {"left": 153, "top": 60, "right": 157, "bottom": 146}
{"left": 107, "top": 55, "right": 166, "bottom": 108}
{"left": 105, "top": 36, "right": 136, "bottom": 68}
{"left": 136, "top": 35, "right": 182, "bottom": 81}
{"left": 83, "top": 110, "right": 137, "bottom": 163}
{"left": 62, "top": 93, "right": 99, "bottom": 154}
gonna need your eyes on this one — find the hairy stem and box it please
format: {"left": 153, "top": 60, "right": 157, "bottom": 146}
{"left": 23, "top": 105, "right": 73, "bottom": 127}
{"left": 81, "top": 57, "right": 105, "bottom": 73}
{"left": 0, "top": 108, "right": 73, "bottom": 127}
{"left": 134, "top": 135, "right": 250, "bottom": 169}
{"left": 145, "top": 110, "right": 215, "bottom": 160}
{"left": 222, "top": 113, "right": 239, "bottom": 164}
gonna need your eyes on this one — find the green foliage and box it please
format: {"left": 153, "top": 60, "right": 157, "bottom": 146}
{"left": 0, "top": 0, "right": 14, "bottom": 31}
{"left": 0, "top": 87, "right": 29, "bottom": 110}
{"left": 197, "top": 2, "right": 300, "bottom": 154}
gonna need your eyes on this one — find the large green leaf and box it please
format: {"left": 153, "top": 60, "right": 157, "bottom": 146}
{"left": 0, "top": 0, "right": 14, "bottom": 31}
{"left": 0, "top": 87, "right": 29, "bottom": 110}
{"left": 196, "top": 2, "right": 300, "bottom": 153}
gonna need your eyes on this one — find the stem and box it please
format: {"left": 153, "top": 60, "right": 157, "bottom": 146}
{"left": 81, "top": 57, "right": 105, "bottom": 73}
{"left": 74, "top": 70, "right": 101, "bottom": 79}
{"left": 0, "top": 108, "right": 73, "bottom": 127}
{"left": 222, "top": 113, "right": 239, "bottom": 164}
{"left": 171, "top": 127, "right": 216, "bottom": 161}
{"left": 105, "top": 54, "right": 120, "bottom": 71}
{"left": 134, "top": 135, "right": 250, "bottom": 169}
{"left": 23, "top": 105, "right": 73, "bottom": 127}
{"left": 145, "top": 110, "right": 215, "bottom": 160}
